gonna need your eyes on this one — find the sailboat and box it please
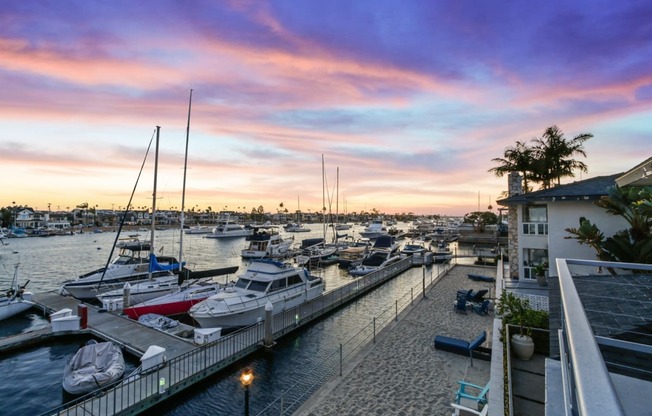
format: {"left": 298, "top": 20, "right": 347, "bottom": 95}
{"left": 0, "top": 264, "right": 34, "bottom": 321}
{"left": 284, "top": 196, "right": 311, "bottom": 232}
{"left": 61, "top": 127, "right": 183, "bottom": 302}
{"left": 97, "top": 125, "right": 186, "bottom": 309}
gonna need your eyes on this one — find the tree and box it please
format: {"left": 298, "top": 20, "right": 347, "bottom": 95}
{"left": 463, "top": 211, "right": 498, "bottom": 233}
{"left": 489, "top": 126, "right": 592, "bottom": 191}
{"left": 489, "top": 140, "right": 535, "bottom": 192}
{"left": 565, "top": 186, "right": 652, "bottom": 264}
{"left": 531, "top": 125, "right": 592, "bottom": 189}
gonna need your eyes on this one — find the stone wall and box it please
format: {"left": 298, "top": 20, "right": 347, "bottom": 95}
{"left": 508, "top": 172, "right": 522, "bottom": 279}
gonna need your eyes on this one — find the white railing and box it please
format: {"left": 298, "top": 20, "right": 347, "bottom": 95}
{"left": 554, "top": 258, "right": 652, "bottom": 416}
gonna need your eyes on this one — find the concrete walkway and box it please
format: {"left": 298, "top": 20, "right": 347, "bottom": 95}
{"left": 296, "top": 265, "right": 496, "bottom": 415}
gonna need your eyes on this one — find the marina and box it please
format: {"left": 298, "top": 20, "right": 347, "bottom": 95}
{"left": 0, "top": 223, "right": 469, "bottom": 415}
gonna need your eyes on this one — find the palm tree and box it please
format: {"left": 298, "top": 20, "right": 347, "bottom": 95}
{"left": 488, "top": 140, "right": 535, "bottom": 192}
{"left": 531, "top": 125, "right": 592, "bottom": 189}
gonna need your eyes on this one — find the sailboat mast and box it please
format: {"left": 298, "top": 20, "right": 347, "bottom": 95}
{"left": 150, "top": 125, "right": 160, "bottom": 279}
{"left": 336, "top": 166, "right": 339, "bottom": 243}
{"left": 322, "top": 155, "right": 326, "bottom": 238}
{"left": 179, "top": 89, "right": 193, "bottom": 272}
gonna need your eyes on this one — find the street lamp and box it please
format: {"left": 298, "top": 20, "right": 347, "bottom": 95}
{"left": 240, "top": 368, "right": 254, "bottom": 416}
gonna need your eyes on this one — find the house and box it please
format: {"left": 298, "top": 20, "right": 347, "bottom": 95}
{"left": 497, "top": 172, "right": 628, "bottom": 281}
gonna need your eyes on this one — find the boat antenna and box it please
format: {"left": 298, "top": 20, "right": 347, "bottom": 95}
{"left": 179, "top": 89, "right": 193, "bottom": 276}
{"left": 97, "top": 128, "right": 155, "bottom": 289}
{"left": 149, "top": 126, "right": 160, "bottom": 280}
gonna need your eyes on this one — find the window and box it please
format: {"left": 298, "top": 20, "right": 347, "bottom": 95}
{"left": 269, "top": 278, "right": 287, "bottom": 292}
{"left": 288, "top": 273, "right": 303, "bottom": 286}
{"left": 523, "top": 248, "right": 548, "bottom": 279}
{"left": 248, "top": 280, "right": 270, "bottom": 292}
{"left": 523, "top": 205, "right": 548, "bottom": 235}
{"left": 235, "top": 278, "right": 251, "bottom": 289}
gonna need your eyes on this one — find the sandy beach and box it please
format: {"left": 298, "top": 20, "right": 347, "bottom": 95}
{"left": 297, "top": 264, "right": 495, "bottom": 416}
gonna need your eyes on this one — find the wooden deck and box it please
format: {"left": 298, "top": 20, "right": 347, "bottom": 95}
{"left": 31, "top": 291, "right": 196, "bottom": 358}
{"left": 15, "top": 257, "right": 419, "bottom": 415}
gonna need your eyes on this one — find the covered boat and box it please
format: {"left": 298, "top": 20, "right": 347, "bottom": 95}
{"left": 137, "top": 313, "right": 179, "bottom": 330}
{"left": 62, "top": 340, "right": 125, "bottom": 395}
{"left": 189, "top": 259, "right": 324, "bottom": 328}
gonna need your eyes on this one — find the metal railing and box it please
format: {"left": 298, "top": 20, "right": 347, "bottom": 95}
{"left": 554, "top": 258, "right": 652, "bottom": 416}
{"left": 257, "top": 261, "right": 452, "bottom": 415}
{"left": 41, "top": 256, "right": 430, "bottom": 416}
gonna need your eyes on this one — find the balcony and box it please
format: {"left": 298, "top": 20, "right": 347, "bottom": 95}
{"left": 522, "top": 222, "right": 548, "bottom": 236}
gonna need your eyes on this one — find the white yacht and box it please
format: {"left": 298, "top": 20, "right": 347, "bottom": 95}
{"left": 348, "top": 251, "right": 402, "bottom": 276}
{"left": 205, "top": 223, "right": 253, "bottom": 239}
{"left": 241, "top": 226, "right": 294, "bottom": 259}
{"left": 0, "top": 264, "right": 34, "bottom": 321}
{"left": 189, "top": 259, "right": 325, "bottom": 328}
{"left": 358, "top": 218, "right": 388, "bottom": 239}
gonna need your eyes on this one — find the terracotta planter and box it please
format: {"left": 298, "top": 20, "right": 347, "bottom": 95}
{"left": 536, "top": 273, "right": 547, "bottom": 286}
{"left": 511, "top": 334, "right": 535, "bottom": 360}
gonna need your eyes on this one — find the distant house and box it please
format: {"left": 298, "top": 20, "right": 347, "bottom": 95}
{"left": 497, "top": 171, "right": 630, "bottom": 281}
{"left": 15, "top": 208, "right": 46, "bottom": 229}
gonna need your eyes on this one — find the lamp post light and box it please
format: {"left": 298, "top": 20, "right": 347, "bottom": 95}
{"left": 240, "top": 368, "right": 254, "bottom": 416}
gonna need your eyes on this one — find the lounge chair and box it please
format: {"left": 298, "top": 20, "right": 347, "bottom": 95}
{"left": 455, "top": 380, "right": 489, "bottom": 406}
{"left": 434, "top": 331, "right": 487, "bottom": 366}
{"left": 469, "top": 289, "right": 488, "bottom": 303}
{"left": 451, "top": 402, "right": 488, "bottom": 416}
{"left": 472, "top": 300, "right": 490, "bottom": 316}
{"left": 467, "top": 274, "right": 495, "bottom": 283}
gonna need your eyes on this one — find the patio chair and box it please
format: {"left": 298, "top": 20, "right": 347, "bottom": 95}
{"left": 454, "top": 295, "right": 468, "bottom": 314}
{"left": 451, "top": 402, "right": 488, "bottom": 416}
{"left": 455, "top": 380, "right": 489, "bottom": 407}
{"left": 434, "top": 330, "right": 487, "bottom": 366}
{"left": 472, "top": 300, "right": 490, "bottom": 316}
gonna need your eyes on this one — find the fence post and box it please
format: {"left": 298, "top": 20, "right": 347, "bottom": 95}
{"left": 411, "top": 287, "right": 413, "bottom": 306}
{"left": 395, "top": 300, "right": 398, "bottom": 321}
{"left": 373, "top": 318, "right": 376, "bottom": 343}
{"left": 340, "top": 344, "right": 343, "bottom": 376}
{"left": 422, "top": 264, "right": 426, "bottom": 299}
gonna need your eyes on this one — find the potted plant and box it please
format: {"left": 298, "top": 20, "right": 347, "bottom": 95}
{"left": 496, "top": 292, "right": 535, "bottom": 360}
{"left": 533, "top": 262, "right": 548, "bottom": 286}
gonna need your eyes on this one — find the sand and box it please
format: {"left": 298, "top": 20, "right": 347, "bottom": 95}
{"left": 297, "top": 264, "right": 495, "bottom": 416}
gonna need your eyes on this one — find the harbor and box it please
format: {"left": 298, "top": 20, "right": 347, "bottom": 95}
{"left": 0, "top": 224, "right": 479, "bottom": 415}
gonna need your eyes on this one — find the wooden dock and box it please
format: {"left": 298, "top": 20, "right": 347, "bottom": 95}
{"left": 19, "top": 257, "right": 418, "bottom": 416}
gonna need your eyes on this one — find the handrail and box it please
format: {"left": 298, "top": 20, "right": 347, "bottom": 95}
{"left": 556, "top": 258, "right": 625, "bottom": 416}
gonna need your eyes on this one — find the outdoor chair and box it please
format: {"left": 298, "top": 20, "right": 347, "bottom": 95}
{"left": 472, "top": 300, "right": 490, "bottom": 316}
{"left": 455, "top": 380, "right": 489, "bottom": 407}
{"left": 451, "top": 402, "right": 488, "bottom": 416}
{"left": 434, "top": 330, "right": 487, "bottom": 366}
{"left": 454, "top": 295, "right": 468, "bottom": 314}
{"left": 469, "top": 289, "right": 488, "bottom": 303}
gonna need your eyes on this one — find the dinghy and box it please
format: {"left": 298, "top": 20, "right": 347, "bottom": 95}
{"left": 62, "top": 340, "right": 125, "bottom": 395}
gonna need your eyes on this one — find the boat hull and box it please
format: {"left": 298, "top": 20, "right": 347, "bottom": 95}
{"left": 62, "top": 341, "right": 125, "bottom": 395}
{"left": 0, "top": 294, "right": 34, "bottom": 321}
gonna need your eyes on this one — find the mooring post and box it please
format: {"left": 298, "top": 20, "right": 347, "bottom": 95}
{"left": 264, "top": 301, "right": 274, "bottom": 347}
{"left": 122, "top": 282, "right": 131, "bottom": 308}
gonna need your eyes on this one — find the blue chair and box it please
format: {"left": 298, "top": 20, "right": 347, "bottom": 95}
{"left": 469, "top": 289, "right": 488, "bottom": 303}
{"left": 454, "top": 296, "right": 468, "bottom": 314}
{"left": 473, "top": 300, "right": 490, "bottom": 316}
{"left": 455, "top": 380, "right": 489, "bottom": 407}
{"left": 434, "top": 331, "right": 487, "bottom": 366}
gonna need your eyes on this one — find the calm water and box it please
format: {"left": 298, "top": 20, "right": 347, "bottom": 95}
{"left": 0, "top": 224, "right": 457, "bottom": 415}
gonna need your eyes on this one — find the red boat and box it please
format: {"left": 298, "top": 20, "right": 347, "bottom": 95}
{"left": 123, "top": 279, "right": 224, "bottom": 319}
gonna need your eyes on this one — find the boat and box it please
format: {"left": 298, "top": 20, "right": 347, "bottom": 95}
{"left": 358, "top": 218, "right": 388, "bottom": 239}
{"left": 62, "top": 340, "right": 125, "bottom": 395}
{"left": 295, "top": 238, "right": 338, "bottom": 267}
{"left": 400, "top": 241, "right": 428, "bottom": 257}
{"left": 337, "top": 244, "right": 369, "bottom": 269}
{"left": 432, "top": 241, "right": 453, "bottom": 263}
{"left": 96, "top": 271, "right": 183, "bottom": 309}
{"left": 241, "top": 225, "right": 294, "bottom": 259}
{"left": 122, "top": 277, "right": 229, "bottom": 319}
{"left": 370, "top": 235, "right": 399, "bottom": 254}
{"left": 348, "top": 250, "right": 402, "bottom": 276}
{"left": 62, "top": 127, "right": 188, "bottom": 302}
{"left": 284, "top": 223, "right": 311, "bottom": 233}
{"left": 189, "top": 259, "right": 325, "bottom": 328}
{"left": 184, "top": 225, "right": 212, "bottom": 235}
{"left": 0, "top": 264, "right": 34, "bottom": 321}
{"left": 60, "top": 238, "right": 182, "bottom": 302}
{"left": 205, "top": 219, "right": 253, "bottom": 239}
{"left": 137, "top": 313, "right": 179, "bottom": 330}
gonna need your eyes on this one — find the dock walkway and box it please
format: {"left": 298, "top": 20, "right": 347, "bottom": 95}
{"left": 29, "top": 257, "right": 416, "bottom": 416}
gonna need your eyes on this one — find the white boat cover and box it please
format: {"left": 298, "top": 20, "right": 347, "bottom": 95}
{"left": 62, "top": 341, "right": 125, "bottom": 395}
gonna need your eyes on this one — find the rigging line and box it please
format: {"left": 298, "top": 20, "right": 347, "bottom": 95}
{"left": 97, "top": 127, "right": 156, "bottom": 290}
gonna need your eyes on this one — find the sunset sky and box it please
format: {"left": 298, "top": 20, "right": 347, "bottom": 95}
{"left": 1, "top": 1, "right": 650, "bottom": 216}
